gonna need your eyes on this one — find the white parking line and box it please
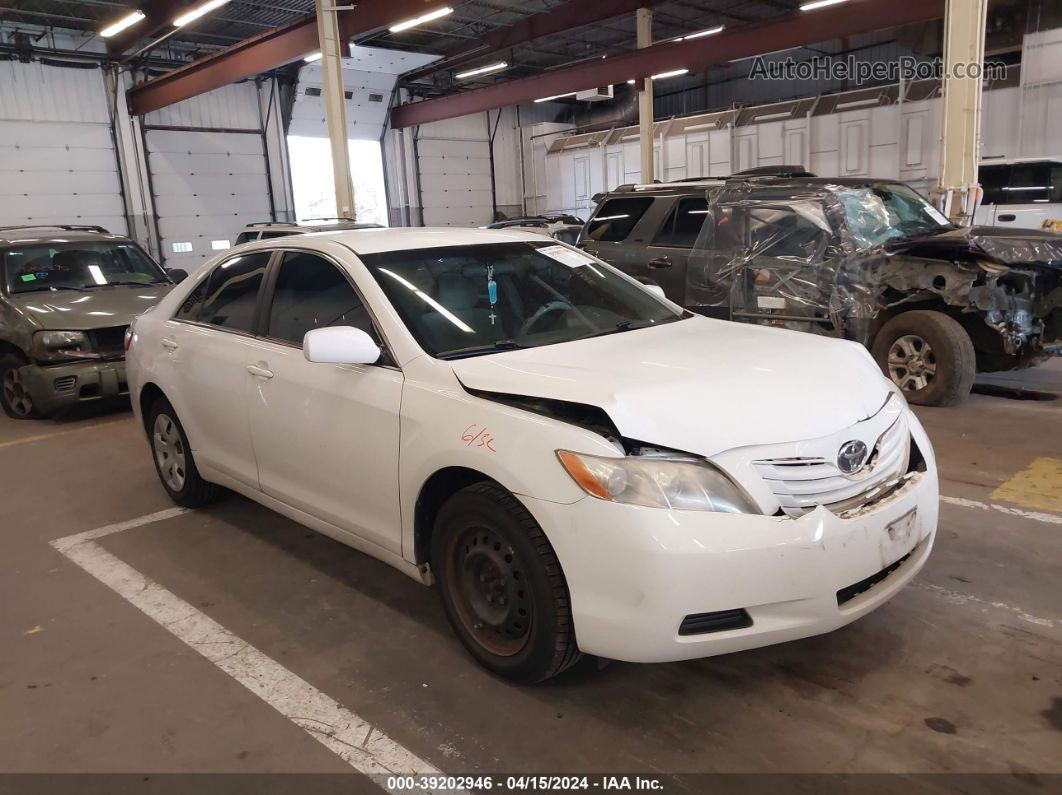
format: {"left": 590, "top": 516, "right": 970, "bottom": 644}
{"left": 51, "top": 509, "right": 454, "bottom": 791}
{"left": 940, "top": 495, "right": 1062, "bottom": 526}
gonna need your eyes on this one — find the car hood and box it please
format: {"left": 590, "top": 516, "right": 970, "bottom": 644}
{"left": 887, "top": 226, "right": 1062, "bottom": 268}
{"left": 450, "top": 316, "right": 890, "bottom": 457}
{"left": 8, "top": 284, "right": 171, "bottom": 330}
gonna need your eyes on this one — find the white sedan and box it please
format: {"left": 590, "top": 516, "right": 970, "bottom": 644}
{"left": 127, "top": 228, "right": 939, "bottom": 683}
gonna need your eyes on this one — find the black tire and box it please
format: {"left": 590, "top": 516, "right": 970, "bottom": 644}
{"left": 432, "top": 482, "right": 582, "bottom": 683}
{"left": 147, "top": 397, "right": 224, "bottom": 507}
{"left": 0, "top": 353, "right": 43, "bottom": 419}
{"left": 872, "top": 310, "right": 976, "bottom": 407}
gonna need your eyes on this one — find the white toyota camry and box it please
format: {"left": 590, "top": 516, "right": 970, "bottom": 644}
{"left": 127, "top": 227, "right": 939, "bottom": 683}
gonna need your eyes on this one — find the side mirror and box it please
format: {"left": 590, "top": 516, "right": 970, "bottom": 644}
{"left": 167, "top": 268, "right": 189, "bottom": 285}
{"left": 643, "top": 283, "right": 667, "bottom": 300}
{"left": 304, "top": 326, "right": 381, "bottom": 365}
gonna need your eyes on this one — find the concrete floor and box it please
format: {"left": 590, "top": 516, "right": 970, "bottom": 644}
{"left": 1, "top": 363, "right": 1060, "bottom": 780}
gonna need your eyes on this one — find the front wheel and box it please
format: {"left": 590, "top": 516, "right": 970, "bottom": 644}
{"left": 432, "top": 483, "right": 582, "bottom": 683}
{"left": 0, "top": 354, "right": 42, "bottom": 419}
{"left": 148, "top": 397, "right": 224, "bottom": 507}
{"left": 872, "top": 310, "right": 976, "bottom": 407}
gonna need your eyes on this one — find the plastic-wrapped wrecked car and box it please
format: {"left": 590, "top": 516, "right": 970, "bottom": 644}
{"left": 580, "top": 174, "right": 1062, "bottom": 406}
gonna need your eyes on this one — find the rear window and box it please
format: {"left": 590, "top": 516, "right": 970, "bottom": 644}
{"left": 585, "top": 197, "right": 654, "bottom": 242}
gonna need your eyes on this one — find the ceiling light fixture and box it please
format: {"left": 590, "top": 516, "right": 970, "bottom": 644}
{"left": 534, "top": 92, "right": 577, "bottom": 103}
{"left": 800, "top": 0, "right": 847, "bottom": 10}
{"left": 99, "top": 9, "right": 145, "bottom": 38}
{"left": 304, "top": 51, "right": 323, "bottom": 62}
{"left": 389, "top": 6, "right": 453, "bottom": 33}
{"left": 675, "top": 25, "right": 724, "bottom": 42}
{"left": 455, "top": 61, "right": 508, "bottom": 79}
{"left": 173, "top": 0, "right": 232, "bottom": 28}
{"left": 652, "top": 68, "right": 689, "bottom": 80}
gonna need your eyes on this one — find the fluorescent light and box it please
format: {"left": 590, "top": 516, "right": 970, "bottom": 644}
{"left": 99, "top": 9, "right": 145, "bottom": 38}
{"left": 676, "top": 25, "right": 724, "bottom": 41}
{"left": 834, "top": 97, "right": 880, "bottom": 110}
{"left": 173, "top": 0, "right": 231, "bottom": 28}
{"left": 800, "top": 0, "right": 847, "bottom": 10}
{"left": 304, "top": 51, "right": 323, "bottom": 62}
{"left": 627, "top": 79, "right": 637, "bottom": 84}
{"left": 389, "top": 6, "right": 453, "bottom": 33}
{"left": 455, "top": 61, "right": 507, "bottom": 79}
{"left": 652, "top": 68, "right": 689, "bottom": 80}
{"left": 534, "top": 92, "right": 576, "bottom": 103}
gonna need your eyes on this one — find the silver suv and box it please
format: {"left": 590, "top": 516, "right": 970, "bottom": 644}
{"left": 0, "top": 225, "right": 172, "bottom": 419}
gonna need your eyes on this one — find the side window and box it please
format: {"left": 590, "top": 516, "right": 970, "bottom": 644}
{"left": 1007, "top": 162, "right": 1052, "bottom": 204}
{"left": 234, "top": 232, "right": 258, "bottom": 245}
{"left": 266, "top": 251, "right": 374, "bottom": 346}
{"left": 198, "top": 251, "right": 271, "bottom": 332}
{"left": 978, "top": 164, "right": 1010, "bottom": 205}
{"left": 747, "top": 208, "right": 830, "bottom": 260}
{"left": 585, "top": 197, "right": 654, "bottom": 242}
{"left": 260, "top": 230, "right": 296, "bottom": 239}
{"left": 652, "top": 197, "right": 710, "bottom": 248}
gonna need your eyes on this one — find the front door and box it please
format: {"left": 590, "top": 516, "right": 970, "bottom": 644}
{"left": 245, "top": 250, "right": 403, "bottom": 555}
{"left": 643, "top": 195, "right": 710, "bottom": 304}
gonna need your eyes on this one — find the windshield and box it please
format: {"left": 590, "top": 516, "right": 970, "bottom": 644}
{"left": 838, "top": 184, "right": 952, "bottom": 249}
{"left": 360, "top": 242, "right": 685, "bottom": 358}
{"left": 3, "top": 241, "right": 167, "bottom": 294}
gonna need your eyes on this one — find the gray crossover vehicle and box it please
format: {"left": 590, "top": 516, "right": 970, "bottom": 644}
{"left": 0, "top": 225, "right": 172, "bottom": 419}
{"left": 579, "top": 171, "right": 1062, "bottom": 406}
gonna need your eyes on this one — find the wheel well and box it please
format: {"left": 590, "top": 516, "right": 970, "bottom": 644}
{"left": 138, "top": 382, "right": 166, "bottom": 435}
{"left": 414, "top": 467, "right": 496, "bottom": 566}
{"left": 0, "top": 340, "right": 28, "bottom": 362}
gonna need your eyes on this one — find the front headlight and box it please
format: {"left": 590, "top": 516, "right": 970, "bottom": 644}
{"left": 557, "top": 450, "right": 758, "bottom": 513}
{"left": 32, "top": 330, "right": 90, "bottom": 362}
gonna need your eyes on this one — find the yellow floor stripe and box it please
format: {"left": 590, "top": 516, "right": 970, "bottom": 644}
{"left": 0, "top": 418, "right": 129, "bottom": 450}
{"left": 991, "top": 457, "right": 1062, "bottom": 513}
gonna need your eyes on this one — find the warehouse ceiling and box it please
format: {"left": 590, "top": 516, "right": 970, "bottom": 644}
{"left": 1, "top": 0, "right": 803, "bottom": 72}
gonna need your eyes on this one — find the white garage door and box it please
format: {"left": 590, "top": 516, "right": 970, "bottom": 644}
{"left": 145, "top": 128, "right": 271, "bottom": 270}
{"left": 417, "top": 137, "right": 493, "bottom": 227}
{"left": 0, "top": 63, "right": 126, "bottom": 234}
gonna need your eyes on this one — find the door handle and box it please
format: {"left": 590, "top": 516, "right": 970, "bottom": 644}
{"left": 161, "top": 338, "right": 178, "bottom": 350}
{"left": 649, "top": 256, "right": 673, "bottom": 269}
{"left": 997, "top": 214, "right": 1016, "bottom": 222}
{"left": 246, "top": 364, "right": 274, "bottom": 379}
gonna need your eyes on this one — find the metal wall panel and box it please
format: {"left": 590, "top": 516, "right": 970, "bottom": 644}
{"left": 416, "top": 114, "right": 494, "bottom": 226}
{"left": 0, "top": 63, "right": 125, "bottom": 232}
{"left": 143, "top": 82, "right": 262, "bottom": 131}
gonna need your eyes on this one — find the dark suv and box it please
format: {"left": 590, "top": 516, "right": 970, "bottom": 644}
{"left": 578, "top": 172, "right": 1062, "bottom": 406}
{"left": 0, "top": 225, "right": 172, "bottom": 418}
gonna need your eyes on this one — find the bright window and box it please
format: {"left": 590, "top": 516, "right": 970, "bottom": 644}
{"left": 287, "top": 136, "right": 389, "bottom": 226}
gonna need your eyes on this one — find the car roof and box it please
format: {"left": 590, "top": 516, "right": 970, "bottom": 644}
{"left": 245, "top": 226, "right": 554, "bottom": 256}
{"left": 0, "top": 226, "right": 131, "bottom": 246}
{"left": 597, "top": 175, "right": 906, "bottom": 201}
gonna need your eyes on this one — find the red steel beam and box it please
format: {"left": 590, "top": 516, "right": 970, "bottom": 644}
{"left": 391, "top": 0, "right": 949, "bottom": 128}
{"left": 128, "top": 0, "right": 442, "bottom": 115}
{"left": 402, "top": 0, "right": 670, "bottom": 83}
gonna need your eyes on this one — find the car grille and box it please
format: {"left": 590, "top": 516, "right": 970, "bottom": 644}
{"left": 752, "top": 413, "right": 910, "bottom": 517}
{"left": 87, "top": 325, "right": 129, "bottom": 358}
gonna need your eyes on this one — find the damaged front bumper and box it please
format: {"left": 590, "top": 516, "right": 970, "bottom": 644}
{"left": 19, "top": 358, "right": 129, "bottom": 414}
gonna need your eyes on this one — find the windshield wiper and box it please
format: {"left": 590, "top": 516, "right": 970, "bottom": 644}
{"left": 438, "top": 340, "right": 528, "bottom": 360}
{"left": 575, "top": 316, "right": 682, "bottom": 341}
{"left": 15, "top": 284, "right": 88, "bottom": 293}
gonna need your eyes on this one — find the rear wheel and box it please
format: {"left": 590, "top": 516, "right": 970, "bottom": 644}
{"left": 872, "top": 310, "right": 976, "bottom": 406}
{"left": 148, "top": 397, "right": 224, "bottom": 507}
{"left": 0, "top": 354, "right": 41, "bottom": 419}
{"left": 432, "top": 482, "right": 582, "bottom": 683}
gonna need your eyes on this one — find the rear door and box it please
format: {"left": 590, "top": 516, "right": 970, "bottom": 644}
{"left": 160, "top": 249, "right": 274, "bottom": 488}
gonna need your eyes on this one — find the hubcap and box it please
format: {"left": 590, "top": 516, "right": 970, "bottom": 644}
{"left": 447, "top": 525, "right": 532, "bottom": 657}
{"left": 887, "top": 334, "right": 937, "bottom": 392}
{"left": 153, "top": 413, "right": 187, "bottom": 492}
{"left": 2, "top": 368, "right": 34, "bottom": 417}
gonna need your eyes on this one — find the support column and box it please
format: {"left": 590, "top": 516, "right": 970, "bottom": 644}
{"left": 935, "top": 0, "right": 987, "bottom": 224}
{"left": 637, "top": 7, "right": 654, "bottom": 184}
{"left": 316, "top": 0, "right": 356, "bottom": 219}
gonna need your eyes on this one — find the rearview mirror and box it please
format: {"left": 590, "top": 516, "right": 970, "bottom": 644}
{"left": 643, "top": 283, "right": 667, "bottom": 300}
{"left": 304, "top": 326, "right": 381, "bottom": 365}
{"left": 167, "top": 268, "right": 189, "bottom": 284}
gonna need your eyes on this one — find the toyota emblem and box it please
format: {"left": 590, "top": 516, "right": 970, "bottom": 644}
{"left": 837, "top": 440, "right": 869, "bottom": 475}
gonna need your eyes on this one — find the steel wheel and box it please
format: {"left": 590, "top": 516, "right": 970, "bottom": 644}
{"left": 2, "top": 367, "right": 35, "bottom": 418}
{"left": 887, "top": 333, "right": 937, "bottom": 392}
{"left": 446, "top": 524, "right": 533, "bottom": 657}
{"left": 153, "top": 412, "right": 187, "bottom": 492}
